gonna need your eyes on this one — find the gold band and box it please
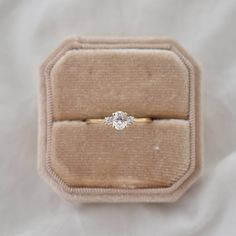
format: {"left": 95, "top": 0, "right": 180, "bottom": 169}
{"left": 86, "top": 117, "right": 152, "bottom": 124}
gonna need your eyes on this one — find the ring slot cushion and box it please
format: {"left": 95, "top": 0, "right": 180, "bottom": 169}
{"left": 38, "top": 37, "right": 202, "bottom": 202}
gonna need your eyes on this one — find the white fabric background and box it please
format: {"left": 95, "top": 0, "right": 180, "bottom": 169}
{"left": 1, "top": 0, "right": 236, "bottom": 235}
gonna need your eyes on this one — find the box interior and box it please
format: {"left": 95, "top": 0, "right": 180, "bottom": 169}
{"left": 49, "top": 48, "right": 191, "bottom": 189}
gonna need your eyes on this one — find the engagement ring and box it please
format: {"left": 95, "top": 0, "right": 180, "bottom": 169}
{"left": 86, "top": 111, "right": 152, "bottom": 130}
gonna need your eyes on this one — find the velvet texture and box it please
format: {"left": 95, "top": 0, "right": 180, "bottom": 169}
{"left": 51, "top": 49, "right": 189, "bottom": 120}
{"left": 52, "top": 120, "right": 190, "bottom": 188}
{"left": 38, "top": 37, "right": 202, "bottom": 202}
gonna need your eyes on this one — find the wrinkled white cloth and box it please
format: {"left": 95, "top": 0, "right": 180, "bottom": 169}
{"left": 1, "top": 0, "right": 236, "bottom": 235}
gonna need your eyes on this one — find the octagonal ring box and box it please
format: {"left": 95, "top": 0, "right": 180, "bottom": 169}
{"left": 38, "top": 37, "right": 202, "bottom": 202}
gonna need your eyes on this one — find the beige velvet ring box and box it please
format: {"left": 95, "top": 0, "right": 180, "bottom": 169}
{"left": 38, "top": 37, "right": 203, "bottom": 202}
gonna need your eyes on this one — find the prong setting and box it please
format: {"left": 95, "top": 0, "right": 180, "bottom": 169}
{"left": 104, "top": 111, "right": 134, "bottom": 130}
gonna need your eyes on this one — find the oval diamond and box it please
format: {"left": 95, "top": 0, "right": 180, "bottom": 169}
{"left": 113, "top": 111, "right": 128, "bottom": 130}
{"left": 104, "top": 111, "right": 134, "bottom": 130}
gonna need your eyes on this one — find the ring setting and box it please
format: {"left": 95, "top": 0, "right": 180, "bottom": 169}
{"left": 104, "top": 111, "right": 135, "bottom": 130}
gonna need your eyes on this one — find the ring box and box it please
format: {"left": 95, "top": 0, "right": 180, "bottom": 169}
{"left": 38, "top": 37, "right": 202, "bottom": 202}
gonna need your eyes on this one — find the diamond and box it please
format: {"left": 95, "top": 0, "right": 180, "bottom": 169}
{"left": 104, "top": 116, "right": 113, "bottom": 125}
{"left": 104, "top": 111, "right": 134, "bottom": 130}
